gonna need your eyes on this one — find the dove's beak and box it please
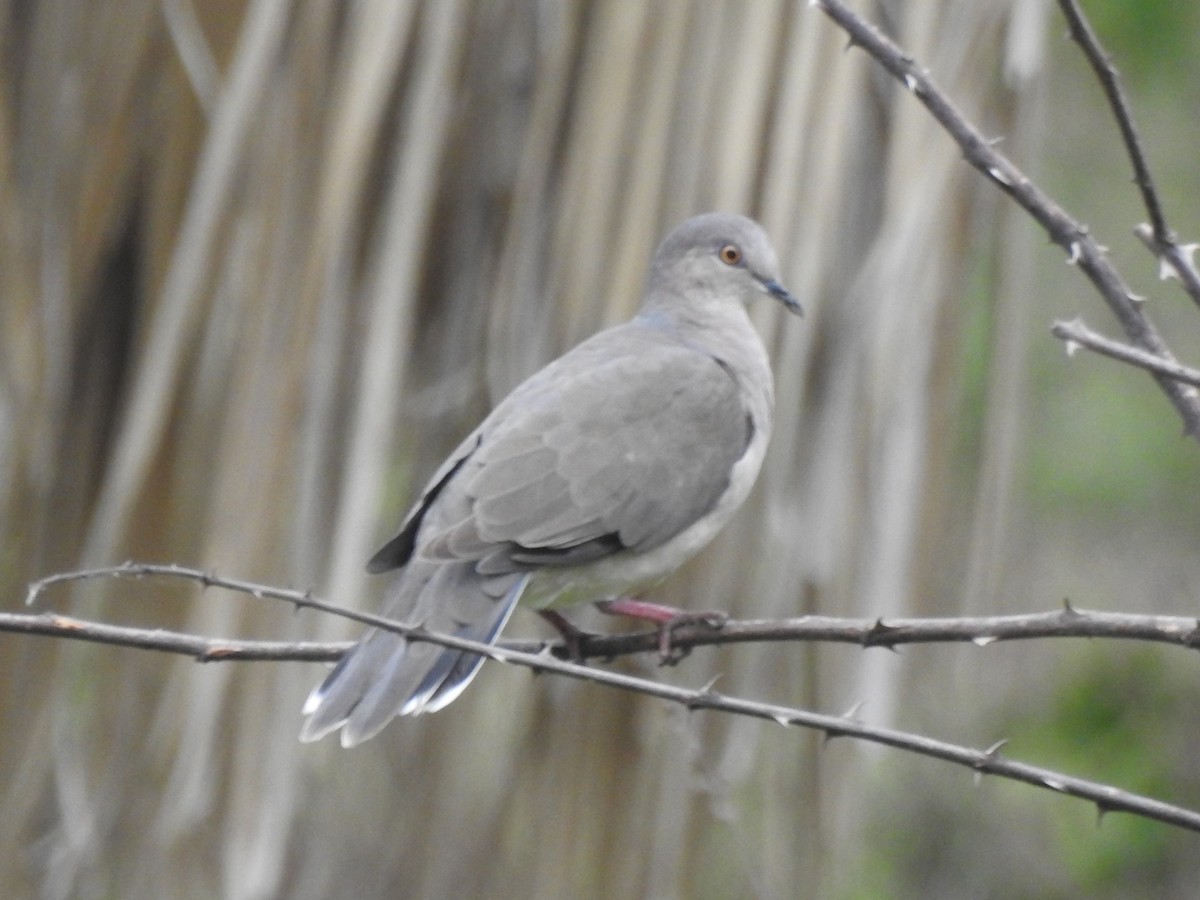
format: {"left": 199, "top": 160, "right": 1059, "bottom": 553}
{"left": 759, "top": 277, "right": 803, "bottom": 317}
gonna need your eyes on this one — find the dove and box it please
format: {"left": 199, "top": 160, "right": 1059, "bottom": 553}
{"left": 301, "top": 213, "right": 800, "bottom": 745}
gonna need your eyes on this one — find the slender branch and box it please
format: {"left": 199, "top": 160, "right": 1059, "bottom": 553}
{"left": 15, "top": 565, "right": 1200, "bottom": 833}
{"left": 1051, "top": 318, "right": 1200, "bottom": 388}
{"left": 810, "top": 0, "right": 1200, "bottom": 438}
{"left": 10, "top": 603, "right": 1200, "bottom": 660}
{"left": 538, "top": 604, "right": 1200, "bottom": 657}
{"left": 0, "top": 610, "right": 349, "bottom": 662}
{"left": 25, "top": 562, "right": 428, "bottom": 646}
{"left": 1056, "top": 0, "right": 1200, "bottom": 310}
{"left": 1055, "top": 0, "right": 1166, "bottom": 240}
{"left": 22, "top": 563, "right": 1200, "bottom": 660}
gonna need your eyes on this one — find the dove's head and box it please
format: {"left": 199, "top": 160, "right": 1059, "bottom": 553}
{"left": 644, "top": 213, "right": 802, "bottom": 318}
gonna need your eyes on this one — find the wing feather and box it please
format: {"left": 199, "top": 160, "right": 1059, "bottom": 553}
{"left": 417, "top": 328, "right": 752, "bottom": 572}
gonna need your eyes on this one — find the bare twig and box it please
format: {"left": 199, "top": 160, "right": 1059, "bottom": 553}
{"left": 1051, "top": 318, "right": 1200, "bottom": 388}
{"left": 27, "top": 562, "right": 322, "bottom": 612}
{"left": 15, "top": 564, "right": 1200, "bottom": 833}
{"left": 10, "top": 602, "right": 1200, "bottom": 660}
{"left": 1056, "top": 0, "right": 1200, "bottom": 309}
{"left": 810, "top": 0, "right": 1200, "bottom": 438}
{"left": 23, "top": 563, "right": 1200, "bottom": 659}
{"left": 1055, "top": 0, "right": 1166, "bottom": 240}
{"left": 0, "top": 610, "right": 348, "bottom": 662}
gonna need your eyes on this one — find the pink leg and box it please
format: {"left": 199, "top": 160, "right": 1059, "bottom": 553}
{"left": 594, "top": 598, "right": 727, "bottom": 663}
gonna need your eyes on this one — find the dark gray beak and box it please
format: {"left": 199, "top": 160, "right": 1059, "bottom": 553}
{"left": 760, "top": 277, "right": 803, "bottom": 317}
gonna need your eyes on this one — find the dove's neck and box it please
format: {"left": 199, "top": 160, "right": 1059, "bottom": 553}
{"left": 636, "top": 297, "right": 775, "bottom": 431}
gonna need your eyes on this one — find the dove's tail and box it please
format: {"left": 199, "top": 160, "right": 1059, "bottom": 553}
{"left": 299, "top": 568, "right": 529, "bottom": 746}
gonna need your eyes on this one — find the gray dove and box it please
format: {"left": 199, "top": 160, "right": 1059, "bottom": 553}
{"left": 301, "top": 212, "right": 800, "bottom": 746}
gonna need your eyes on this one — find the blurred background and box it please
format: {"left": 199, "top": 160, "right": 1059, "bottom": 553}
{"left": 3, "top": 1, "right": 1200, "bottom": 897}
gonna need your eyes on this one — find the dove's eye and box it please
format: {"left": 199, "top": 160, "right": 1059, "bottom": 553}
{"left": 718, "top": 243, "right": 743, "bottom": 266}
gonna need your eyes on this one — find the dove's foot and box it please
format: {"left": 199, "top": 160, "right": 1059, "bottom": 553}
{"left": 594, "top": 598, "right": 727, "bottom": 664}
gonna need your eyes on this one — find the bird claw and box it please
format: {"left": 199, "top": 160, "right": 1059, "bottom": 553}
{"left": 594, "top": 598, "right": 727, "bottom": 665}
{"left": 654, "top": 610, "right": 728, "bottom": 665}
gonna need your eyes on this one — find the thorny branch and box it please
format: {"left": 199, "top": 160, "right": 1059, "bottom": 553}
{"left": 22, "top": 563, "right": 1200, "bottom": 660}
{"left": 1051, "top": 318, "right": 1200, "bottom": 388}
{"left": 812, "top": 0, "right": 1200, "bottom": 437}
{"left": 1055, "top": 0, "right": 1200, "bottom": 309}
{"left": 1055, "top": 0, "right": 1166, "bottom": 241}
{"left": 14, "top": 562, "right": 1200, "bottom": 834}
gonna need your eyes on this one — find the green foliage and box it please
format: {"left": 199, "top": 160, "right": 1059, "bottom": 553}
{"left": 1085, "top": 0, "right": 1200, "bottom": 86}
{"left": 1011, "top": 646, "right": 1197, "bottom": 893}
{"left": 1028, "top": 358, "right": 1199, "bottom": 519}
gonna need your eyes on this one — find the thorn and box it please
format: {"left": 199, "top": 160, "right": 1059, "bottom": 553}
{"left": 1095, "top": 803, "right": 1110, "bottom": 826}
{"left": 863, "top": 618, "right": 899, "bottom": 650}
{"left": 1060, "top": 598, "right": 1082, "bottom": 619}
{"left": 1066, "top": 241, "right": 1081, "bottom": 265}
{"left": 983, "top": 738, "right": 1008, "bottom": 759}
{"left": 771, "top": 713, "right": 792, "bottom": 726}
{"left": 1159, "top": 256, "right": 1177, "bottom": 282}
{"left": 904, "top": 72, "right": 919, "bottom": 93}
{"left": 1064, "top": 339, "right": 1080, "bottom": 358}
{"left": 971, "top": 634, "right": 998, "bottom": 647}
{"left": 841, "top": 700, "right": 866, "bottom": 720}
{"left": 1126, "top": 291, "right": 1146, "bottom": 305}
{"left": 822, "top": 727, "right": 848, "bottom": 745}
{"left": 807, "top": 0, "right": 825, "bottom": 9}
{"left": 986, "top": 135, "right": 1005, "bottom": 146}
{"left": 685, "top": 678, "right": 722, "bottom": 711}
{"left": 1042, "top": 776, "right": 1067, "bottom": 792}
{"left": 973, "top": 738, "right": 1007, "bottom": 783}
{"left": 987, "top": 166, "right": 1012, "bottom": 187}
{"left": 1134, "top": 222, "right": 1153, "bottom": 242}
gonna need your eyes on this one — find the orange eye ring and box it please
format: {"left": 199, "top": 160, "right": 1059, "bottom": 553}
{"left": 718, "top": 243, "right": 743, "bottom": 266}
